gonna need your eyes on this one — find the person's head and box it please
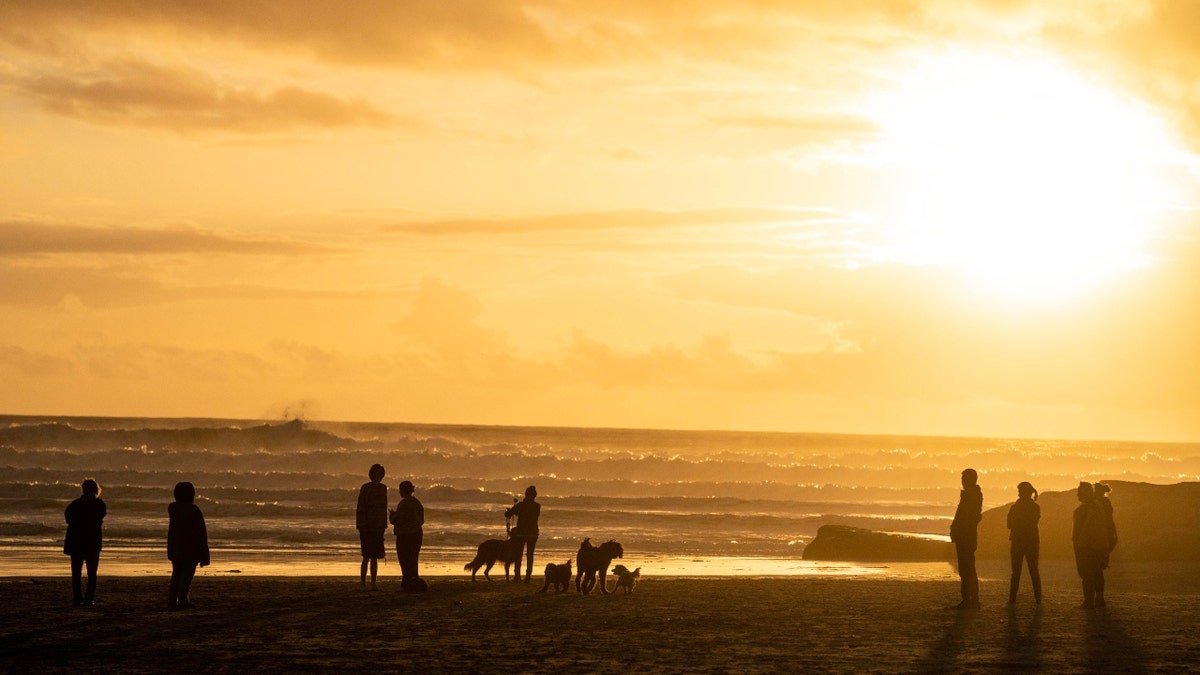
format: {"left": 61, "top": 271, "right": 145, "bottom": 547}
{"left": 961, "top": 468, "right": 978, "bottom": 488}
{"left": 1076, "top": 481, "right": 1094, "bottom": 503}
{"left": 1017, "top": 481, "right": 1037, "bottom": 501}
{"left": 368, "top": 464, "right": 385, "bottom": 483}
{"left": 1094, "top": 482, "right": 1111, "bottom": 497}
{"left": 399, "top": 480, "right": 415, "bottom": 496}
{"left": 81, "top": 478, "right": 100, "bottom": 497}
{"left": 173, "top": 481, "right": 196, "bottom": 505}
{"left": 525, "top": 485, "right": 537, "bottom": 500}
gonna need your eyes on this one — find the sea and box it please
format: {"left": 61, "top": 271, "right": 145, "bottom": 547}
{"left": 3, "top": 415, "right": 1198, "bottom": 579}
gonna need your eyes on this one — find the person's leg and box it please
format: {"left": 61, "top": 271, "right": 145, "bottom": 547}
{"left": 84, "top": 551, "right": 99, "bottom": 603}
{"left": 511, "top": 537, "right": 526, "bottom": 582}
{"left": 369, "top": 558, "right": 378, "bottom": 587}
{"left": 964, "top": 544, "right": 979, "bottom": 604}
{"left": 1095, "top": 564, "right": 1106, "bottom": 607}
{"left": 1009, "top": 545, "right": 1022, "bottom": 603}
{"left": 168, "top": 561, "right": 182, "bottom": 607}
{"left": 524, "top": 536, "right": 537, "bottom": 583}
{"left": 399, "top": 536, "right": 412, "bottom": 583}
{"left": 956, "top": 540, "right": 978, "bottom": 606}
{"left": 178, "top": 562, "right": 197, "bottom": 607}
{"left": 71, "top": 555, "right": 84, "bottom": 604}
{"left": 1079, "top": 551, "right": 1097, "bottom": 608}
{"left": 1028, "top": 546, "right": 1042, "bottom": 603}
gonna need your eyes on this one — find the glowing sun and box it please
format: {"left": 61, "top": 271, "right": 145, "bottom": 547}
{"left": 874, "top": 52, "right": 1183, "bottom": 299}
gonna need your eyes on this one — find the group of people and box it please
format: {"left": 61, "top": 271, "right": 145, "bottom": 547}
{"left": 64, "top": 466, "right": 1116, "bottom": 610}
{"left": 64, "top": 479, "right": 210, "bottom": 609}
{"left": 355, "top": 466, "right": 542, "bottom": 588}
{"left": 355, "top": 464, "right": 426, "bottom": 591}
{"left": 950, "top": 468, "right": 1118, "bottom": 612}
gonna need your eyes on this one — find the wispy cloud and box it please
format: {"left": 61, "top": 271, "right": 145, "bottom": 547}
{"left": 384, "top": 207, "right": 857, "bottom": 235}
{"left": 6, "top": 60, "right": 402, "bottom": 134}
{"left": 0, "top": 221, "right": 344, "bottom": 256}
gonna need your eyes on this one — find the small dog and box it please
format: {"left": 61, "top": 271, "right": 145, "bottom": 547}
{"left": 611, "top": 564, "right": 641, "bottom": 594}
{"left": 541, "top": 559, "right": 573, "bottom": 593}
{"left": 464, "top": 538, "right": 524, "bottom": 581}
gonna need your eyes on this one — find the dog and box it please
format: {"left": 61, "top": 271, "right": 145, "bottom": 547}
{"left": 575, "top": 538, "right": 623, "bottom": 595}
{"left": 541, "top": 559, "right": 573, "bottom": 593}
{"left": 463, "top": 538, "right": 524, "bottom": 581}
{"left": 611, "top": 564, "right": 641, "bottom": 594}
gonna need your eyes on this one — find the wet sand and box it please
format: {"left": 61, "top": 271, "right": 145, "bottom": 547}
{"left": 2, "top": 561, "right": 1198, "bottom": 673}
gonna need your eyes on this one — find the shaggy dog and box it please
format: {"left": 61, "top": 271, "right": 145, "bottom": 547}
{"left": 463, "top": 538, "right": 524, "bottom": 581}
{"left": 540, "top": 559, "right": 573, "bottom": 593}
{"left": 575, "top": 537, "right": 624, "bottom": 595}
{"left": 611, "top": 564, "right": 641, "bottom": 594}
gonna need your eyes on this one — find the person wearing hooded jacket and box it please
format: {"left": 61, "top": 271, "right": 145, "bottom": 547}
{"left": 167, "top": 481, "right": 210, "bottom": 609}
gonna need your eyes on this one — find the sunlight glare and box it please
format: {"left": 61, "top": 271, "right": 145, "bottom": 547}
{"left": 873, "top": 52, "right": 1182, "bottom": 299}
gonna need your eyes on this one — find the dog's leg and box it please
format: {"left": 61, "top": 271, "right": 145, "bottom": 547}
{"left": 599, "top": 568, "right": 611, "bottom": 595}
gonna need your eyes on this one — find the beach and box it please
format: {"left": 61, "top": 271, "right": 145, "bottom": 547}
{"left": 3, "top": 561, "right": 1198, "bottom": 673}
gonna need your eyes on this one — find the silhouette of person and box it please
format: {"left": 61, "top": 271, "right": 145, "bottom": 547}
{"left": 1072, "top": 481, "right": 1112, "bottom": 611}
{"left": 167, "top": 481, "right": 210, "bottom": 609}
{"left": 389, "top": 480, "right": 424, "bottom": 591}
{"left": 950, "top": 468, "right": 982, "bottom": 609}
{"left": 1006, "top": 481, "right": 1041, "bottom": 605}
{"left": 64, "top": 478, "right": 106, "bottom": 606}
{"left": 1093, "top": 482, "right": 1118, "bottom": 564}
{"left": 356, "top": 464, "right": 388, "bottom": 589}
{"left": 505, "top": 485, "right": 541, "bottom": 583}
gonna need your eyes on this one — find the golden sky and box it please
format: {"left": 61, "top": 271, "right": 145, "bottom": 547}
{"left": 1, "top": 1, "right": 1198, "bottom": 441}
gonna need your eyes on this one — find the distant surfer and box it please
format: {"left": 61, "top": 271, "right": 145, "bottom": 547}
{"left": 950, "top": 468, "right": 982, "bottom": 610}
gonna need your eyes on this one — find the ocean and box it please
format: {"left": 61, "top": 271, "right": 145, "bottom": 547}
{"left": 3, "top": 415, "right": 1198, "bottom": 579}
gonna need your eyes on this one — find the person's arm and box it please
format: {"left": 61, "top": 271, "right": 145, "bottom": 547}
{"left": 356, "top": 486, "right": 367, "bottom": 531}
{"left": 197, "top": 510, "right": 210, "bottom": 567}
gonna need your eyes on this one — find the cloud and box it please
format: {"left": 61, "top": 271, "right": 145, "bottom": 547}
{"left": 0, "top": 221, "right": 343, "bottom": 257}
{"left": 0, "top": 344, "right": 74, "bottom": 377}
{"left": 0, "top": 1, "right": 928, "bottom": 72}
{"left": 1032, "top": 0, "right": 1200, "bottom": 150}
{"left": 384, "top": 207, "right": 855, "bottom": 235}
{"left": 7, "top": 60, "right": 401, "bottom": 134}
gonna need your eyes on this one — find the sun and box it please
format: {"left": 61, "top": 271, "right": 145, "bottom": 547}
{"left": 872, "top": 51, "right": 1183, "bottom": 300}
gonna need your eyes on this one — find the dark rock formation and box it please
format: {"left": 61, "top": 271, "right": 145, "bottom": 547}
{"left": 803, "top": 524, "right": 954, "bottom": 561}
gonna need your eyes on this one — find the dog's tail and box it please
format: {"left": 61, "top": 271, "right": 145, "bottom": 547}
{"left": 464, "top": 556, "right": 484, "bottom": 572}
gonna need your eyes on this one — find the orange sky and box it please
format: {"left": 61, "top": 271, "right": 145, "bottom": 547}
{"left": 1, "top": 1, "right": 1198, "bottom": 441}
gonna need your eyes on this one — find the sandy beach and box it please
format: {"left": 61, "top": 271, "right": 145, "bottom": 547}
{"left": 3, "top": 561, "right": 1198, "bottom": 673}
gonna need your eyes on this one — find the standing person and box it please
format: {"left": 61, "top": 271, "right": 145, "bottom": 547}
{"left": 64, "top": 478, "right": 107, "bottom": 606}
{"left": 1093, "top": 482, "right": 1118, "bottom": 561}
{"left": 1006, "top": 481, "right": 1042, "bottom": 605}
{"left": 1073, "top": 482, "right": 1113, "bottom": 611}
{"left": 950, "top": 468, "right": 983, "bottom": 610}
{"left": 390, "top": 480, "right": 424, "bottom": 591}
{"left": 504, "top": 485, "right": 541, "bottom": 583}
{"left": 356, "top": 464, "right": 388, "bottom": 589}
{"left": 167, "top": 481, "right": 210, "bottom": 609}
